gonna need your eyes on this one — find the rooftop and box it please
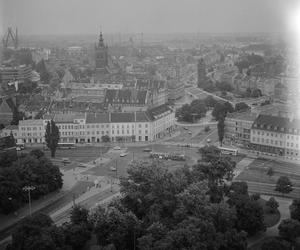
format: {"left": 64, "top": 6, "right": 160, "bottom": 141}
{"left": 252, "top": 114, "right": 300, "bottom": 134}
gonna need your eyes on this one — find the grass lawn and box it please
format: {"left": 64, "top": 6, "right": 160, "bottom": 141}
{"left": 236, "top": 166, "right": 300, "bottom": 187}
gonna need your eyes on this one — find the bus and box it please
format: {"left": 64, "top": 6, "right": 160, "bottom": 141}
{"left": 150, "top": 152, "right": 168, "bottom": 159}
{"left": 57, "top": 142, "right": 76, "bottom": 149}
{"left": 218, "top": 146, "right": 238, "bottom": 156}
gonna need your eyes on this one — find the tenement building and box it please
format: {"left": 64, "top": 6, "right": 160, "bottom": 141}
{"left": 250, "top": 114, "right": 300, "bottom": 159}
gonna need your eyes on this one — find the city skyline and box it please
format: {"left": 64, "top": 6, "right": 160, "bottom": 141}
{"left": 1, "top": 0, "right": 296, "bottom": 36}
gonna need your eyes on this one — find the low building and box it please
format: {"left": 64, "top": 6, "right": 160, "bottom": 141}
{"left": 250, "top": 114, "right": 300, "bottom": 159}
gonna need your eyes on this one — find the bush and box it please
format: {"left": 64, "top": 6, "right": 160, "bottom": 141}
{"left": 250, "top": 193, "right": 260, "bottom": 201}
{"left": 266, "top": 197, "right": 279, "bottom": 214}
{"left": 204, "top": 126, "right": 210, "bottom": 132}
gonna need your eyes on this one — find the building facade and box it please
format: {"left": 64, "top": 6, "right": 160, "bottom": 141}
{"left": 7, "top": 105, "right": 175, "bottom": 145}
{"left": 250, "top": 114, "right": 300, "bottom": 159}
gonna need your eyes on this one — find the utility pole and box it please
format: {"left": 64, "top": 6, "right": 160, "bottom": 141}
{"left": 116, "top": 159, "right": 118, "bottom": 178}
{"left": 23, "top": 186, "right": 36, "bottom": 216}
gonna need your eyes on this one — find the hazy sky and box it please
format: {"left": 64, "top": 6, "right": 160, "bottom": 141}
{"left": 0, "top": 0, "right": 298, "bottom": 35}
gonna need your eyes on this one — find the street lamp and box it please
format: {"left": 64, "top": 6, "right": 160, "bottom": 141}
{"left": 22, "top": 186, "right": 36, "bottom": 216}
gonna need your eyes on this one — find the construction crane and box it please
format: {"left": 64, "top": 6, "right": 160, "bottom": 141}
{"left": 2, "top": 27, "right": 18, "bottom": 50}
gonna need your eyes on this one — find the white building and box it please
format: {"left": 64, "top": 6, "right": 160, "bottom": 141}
{"left": 8, "top": 104, "right": 175, "bottom": 145}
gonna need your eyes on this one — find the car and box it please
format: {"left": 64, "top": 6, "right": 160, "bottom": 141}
{"left": 120, "top": 152, "right": 127, "bottom": 157}
{"left": 206, "top": 138, "right": 211, "bottom": 143}
{"left": 113, "top": 146, "right": 121, "bottom": 150}
{"left": 79, "top": 163, "right": 86, "bottom": 167}
{"left": 143, "top": 148, "right": 152, "bottom": 152}
{"left": 188, "top": 131, "right": 192, "bottom": 135}
{"left": 62, "top": 158, "right": 70, "bottom": 164}
{"left": 183, "top": 127, "right": 188, "bottom": 130}
{"left": 16, "top": 147, "right": 22, "bottom": 151}
{"left": 110, "top": 166, "right": 117, "bottom": 171}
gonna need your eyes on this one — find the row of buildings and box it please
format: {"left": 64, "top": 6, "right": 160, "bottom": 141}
{"left": 224, "top": 104, "right": 300, "bottom": 159}
{"left": 0, "top": 104, "right": 175, "bottom": 144}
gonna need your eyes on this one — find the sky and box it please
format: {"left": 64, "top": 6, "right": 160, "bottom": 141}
{"left": 0, "top": 0, "right": 298, "bottom": 36}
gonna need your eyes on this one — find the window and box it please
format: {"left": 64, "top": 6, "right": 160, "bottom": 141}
{"left": 145, "top": 124, "right": 148, "bottom": 128}
{"left": 287, "top": 142, "right": 289, "bottom": 147}
{"left": 139, "top": 124, "right": 142, "bottom": 128}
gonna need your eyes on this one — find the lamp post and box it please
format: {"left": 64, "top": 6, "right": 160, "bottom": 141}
{"left": 22, "top": 186, "right": 35, "bottom": 216}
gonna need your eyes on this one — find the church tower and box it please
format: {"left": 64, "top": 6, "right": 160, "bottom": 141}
{"left": 95, "top": 31, "right": 109, "bottom": 73}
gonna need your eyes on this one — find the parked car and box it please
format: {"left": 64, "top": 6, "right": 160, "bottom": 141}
{"left": 120, "top": 152, "right": 127, "bottom": 157}
{"left": 143, "top": 148, "right": 152, "bottom": 152}
{"left": 110, "top": 166, "right": 117, "bottom": 171}
{"left": 62, "top": 158, "right": 71, "bottom": 164}
{"left": 113, "top": 146, "right": 121, "bottom": 150}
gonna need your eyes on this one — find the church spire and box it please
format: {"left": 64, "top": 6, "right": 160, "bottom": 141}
{"left": 98, "top": 30, "right": 104, "bottom": 47}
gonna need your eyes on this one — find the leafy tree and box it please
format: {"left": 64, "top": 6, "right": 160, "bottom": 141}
{"left": 212, "top": 101, "right": 233, "bottom": 121}
{"left": 250, "top": 193, "right": 260, "bottom": 201}
{"left": 235, "top": 102, "right": 250, "bottom": 112}
{"left": 267, "top": 167, "right": 274, "bottom": 178}
{"left": 278, "top": 219, "right": 300, "bottom": 241}
{"left": 220, "top": 229, "right": 247, "bottom": 250}
{"left": 217, "top": 116, "right": 225, "bottom": 146}
{"left": 204, "top": 95, "right": 217, "bottom": 108}
{"left": 29, "top": 149, "right": 45, "bottom": 159}
{"left": 101, "top": 135, "right": 110, "bottom": 142}
{"left": 235, "top": 198, "right": 266, "bottom": 236}
{"left": 266, "top": 197, "right": 279, "bottom": 214}
{"left": 62, "top": 223, "right": 91, "bottom": 250}
{"left": 45, "top": 120, "right": 60, "bottom": 158}
{"left": 290, "top": 199, "right": 300, "bottom": 222}
{"left": 275, "top": 176, "right": 293, "bottom": 196}
{"left": 204, "top": 125, "right": 210, "bottom": 132}
{"left": 216, "top": 81, "right": 233, "bottom": 92}
{"left": 156, "top": 217, "right": 220, "bottom": 250}
{"left": 93, "top": 207, "right": 141, "bottom": 250}
{"left": 70, "top": 205, "right": 89, "bottom": 225}
{"left": 176, "top": 104, "right": 193, "bottom": 122}
{"left": 261, "top": 237, "right": 291, "bottom": 250}
{"left": 11, "top": 213, "right": 64, "bottom": 250}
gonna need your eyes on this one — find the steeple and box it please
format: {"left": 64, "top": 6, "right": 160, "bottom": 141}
{"left": 98, "top": 30, "right": 104, "bottom": 48}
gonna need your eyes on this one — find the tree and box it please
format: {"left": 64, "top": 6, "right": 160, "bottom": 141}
{"left": 204, "top": 126, "right": 210, "bottom": 132}
{"left": 204, "top": 96, "right": 217, "bottom": 108}
{"left": 63, "top": 223, "right": 91, "bottom": 250}
{"left": 212, "top": 101, "right": 234, "bottom": 121}
{"left": 261, "top": 237, "right": 291, "bottom": 250}
{"left": 235, "top": 199, "right": 266, "bottom": 236}
{"left": 29, "top": 149, "right": 45, "bottom": 159}
{"left": 45, "top": 120, "right": 60, "bottom": 158}
{"left": 278, "top": 219, "right": 300, "bottom": 241}
{"left": 11, "top": 213, "right": 64, "bottom": 250}
{"left": 265, "top": 197, "right": 279, "bottom": 214}
{"left": 70, "top": 205, "right": 89, "bottom": 225}
{"left": 267, "top": 167, "right": 274, "bottom": 178}
{"left": 217, "top": 116, "right": 225, "bottom": 146}
{"left": 275, "top": 176, "right": 293, "bottom": 196}
{"left": 290, "top": 199, "right": 300, "bottom": 222}
{"left": 101, "top": 135, "right": 110, "bottom": 143}
{"left": 235, "top": 102, "right": 250, "bottom": 112}
{"left": 175, "top": 104, "right": 193, "bottom": 122}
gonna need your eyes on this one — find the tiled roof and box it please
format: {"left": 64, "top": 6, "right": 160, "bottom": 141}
{"left": 19, "top": 119, "right": 44, "bottom": 126}
{"left": 226, "top": 111, "right": 257, "bottom": 122}
{"left": 111, "top": 113, "right": 135, "bottom": 123}
{"left": 147, "top": 104, "right": 172, "bottom": 119}
{"left": 252, "top": 114, "right": 300, "bottom": 134}
{"left": 86, "top": 113, "right": 109, "bottom": 123}
{"left": 104, "top": 89, "right": 147, "bottom": 105}
{"left": 3, "top": 125, "right": 18, "bottom": 130}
